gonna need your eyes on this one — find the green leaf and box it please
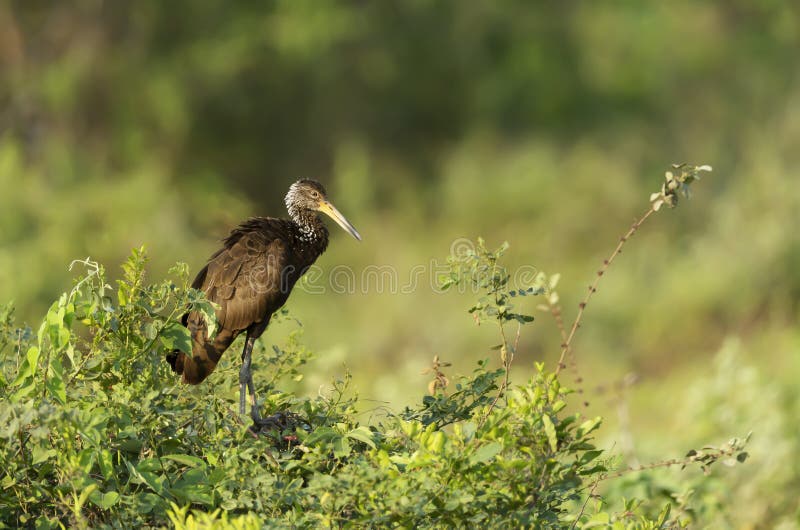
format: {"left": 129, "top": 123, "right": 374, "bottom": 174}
{"left": 136, "top": 458, "right": 163, "bottom": 473}
{"left": 171, "top": 484, "right": 213, "bottom": 506}
{"left": 460, "top": 422, "right": 477, "bottom": 441}
{"left": 346, "top": 426, "right": 376, "bottom": 449}
{"left": 1, "top": 475, "right": 15, "bottom": 490}
{"left": 45, "top": 357, "right": 66, "bottom": 405}
{"left": 426, "top": 431, "right": 445, "bottom": 453}
{"left": 191, "top": 297, "right": 219, "bottom": 338}
{"left": 470, "top": 442, "right": 502, "bottom": 465}
{"left": 31, "top": 446, "right": 57, "bottom": 465}
{"left": 12, "top": 346, "right": 39, "bottom": 386}
{"left": 305, "top": 426, "right": 338, "bottom": 445}
{"left": 89, "top": 490, "right": 120, "bottom": 510}
{"left": 577, "top": 417, "right": 602, "bottom": 438}
{"left": 162, "top": 454, "right": 205, "bottom": 467}
{"left": 159, "top": 321, "right": 192, "bottom": 352}
{"left": 542, "top": 414, "right": 558, "bottom": 452}
{"left": 64, "top": 344, "right": 76, "bottom": 367}
{"left": 583, "top": 512, "right": 610, "bottom": 527}
{"left": 173, "top": 468, "right": 207, "bottom": 488}
{"left": 579, "top": 450, "right": 603, "bottom": 466}
{"left": 144, "top": 322, "right": 157, "bottom": 340}
{"left": 48, "top": 322, "right": 71, "bottom": 351}
{"left": 139, "top": 471, "right": 165, "bottom": 495}
{"left": 509, "top": 313, "right": 534, "bottom": 323}
{"left": 333, "top": 436, "right": 351, "bottom": 458}
{"left": 98, "top": 450, "right": 115, "bottom": 480}
{"left": 656, "top": 503, "right": 671, "bottom": 526}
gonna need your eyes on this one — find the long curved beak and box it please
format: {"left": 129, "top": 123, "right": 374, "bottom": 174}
{"left": 317, "top": 200, "right": 362, "bottom": 241}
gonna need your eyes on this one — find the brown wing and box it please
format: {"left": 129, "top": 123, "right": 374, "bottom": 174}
{"left": 198, "top": 232, "right": 291, "bottom": 333}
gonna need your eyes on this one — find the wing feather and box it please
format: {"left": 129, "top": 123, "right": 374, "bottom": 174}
{"left": 197, "top": 231, "right": 290, "bottom": 333}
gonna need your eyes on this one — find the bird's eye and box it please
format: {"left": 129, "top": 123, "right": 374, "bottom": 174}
{"left": 311, "top": 190, "right": 320, "bottom": 199}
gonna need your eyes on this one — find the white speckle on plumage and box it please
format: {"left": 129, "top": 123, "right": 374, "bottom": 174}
{"left": 297, "top": 224, "right": 320, "bottom": 243}
{"left": 285, "top": 180, "right": 327, "bottom": 244}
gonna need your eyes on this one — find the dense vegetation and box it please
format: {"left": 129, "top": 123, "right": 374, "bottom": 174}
{"left": 0, "top": 165, "right": 758, "bottom": 528}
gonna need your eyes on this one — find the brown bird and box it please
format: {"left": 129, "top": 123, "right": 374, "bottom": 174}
{"left": 167, "top": 179, "right": 361, "bottom": 423}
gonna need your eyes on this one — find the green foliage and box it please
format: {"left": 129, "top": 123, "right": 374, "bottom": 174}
{"left": 649, "top": 164, "right": 712, "bottom": 211}
{"left": 0, "top": 242, "right": 746, "bottom": 528}
{"left": 403, "top": 359, "right": 504, "bottom": 429}
{"left": 440, "top": 238, "right": 544, "bottom": 326}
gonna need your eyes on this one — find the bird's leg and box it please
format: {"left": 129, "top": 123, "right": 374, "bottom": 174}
{"left": 247, "top": 374, "right": 259, "bottom": 422}
{"left": 237, "top": 330, "right": 309, "bottom": 438}
{"left": 239, "top": 335, "right": 261, "bottom": 421}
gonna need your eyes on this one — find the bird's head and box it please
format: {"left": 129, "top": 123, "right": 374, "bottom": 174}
{"left": 285, "top": 179, "right": 362, "bottom": 240}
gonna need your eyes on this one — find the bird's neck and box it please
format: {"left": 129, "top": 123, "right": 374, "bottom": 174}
{"left": 290, "top": 208, "right": 329, "bottom": 245}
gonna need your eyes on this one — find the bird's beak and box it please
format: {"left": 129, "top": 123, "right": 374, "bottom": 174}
{"left": 317, "top": 200, "right": 362, "bottom": 241}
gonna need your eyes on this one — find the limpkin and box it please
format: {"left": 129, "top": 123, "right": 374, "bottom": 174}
{"left": 167, "top": 179, "right": 360, "bottom": 424}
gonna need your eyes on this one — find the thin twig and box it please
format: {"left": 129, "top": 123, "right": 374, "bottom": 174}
{"left": 598, "top": 444, "right": 739, "bottom": 482}
{"left": 479, "top": 321, "right": 520, "bottom": 429}
{"left": 548, "top": 299, "right": 585, "bottom": 398}
{"left": 512, "top": 322, "right": 521, "bottom": 358}
{"left": 556, "top": 206, "right": 656, "bottom": 376}
{"left": 571, "top": 473, "right": 602, "bottom": 529}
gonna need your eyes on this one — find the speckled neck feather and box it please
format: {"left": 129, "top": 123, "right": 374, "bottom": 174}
{"left": 291, "top": 208, "right": 327, "bottom": 243}
{"left": 285, "top": 182, "right": 328, "bottom": 243}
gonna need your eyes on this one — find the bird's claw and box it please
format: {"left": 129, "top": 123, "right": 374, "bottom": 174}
{"left": 248, "top": 410, "right": 310, "bottom": 445}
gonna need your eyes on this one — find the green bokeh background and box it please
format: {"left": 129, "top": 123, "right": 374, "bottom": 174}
{"left": 1, "top": 2, "right": 798, "bottom": 524}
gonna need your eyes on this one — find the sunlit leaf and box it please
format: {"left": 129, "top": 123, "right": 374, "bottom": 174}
{"left": 159, "top": 322, "right": 192, "bottom": 353}
{"left": 542, "top": 414, "right": 558, "bottom": 452}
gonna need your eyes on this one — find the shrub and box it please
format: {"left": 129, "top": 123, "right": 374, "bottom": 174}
{"left": 0, "top": 164, "right": 746, "bottom": 528}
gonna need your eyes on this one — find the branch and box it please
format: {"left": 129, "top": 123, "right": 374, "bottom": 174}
{"left": 555, "top": 206, "right": 656, "bottom": 376}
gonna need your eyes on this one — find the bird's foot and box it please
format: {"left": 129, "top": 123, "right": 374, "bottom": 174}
{"left": 249, "top": 410, "right": 311, "bottom": 447}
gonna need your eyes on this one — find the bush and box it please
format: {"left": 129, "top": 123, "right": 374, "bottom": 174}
{"left": 0, "top": 165, "right": 746, "bottom": 528}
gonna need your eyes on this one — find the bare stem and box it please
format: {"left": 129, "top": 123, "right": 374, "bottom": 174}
{"left": 555, "top": 206, "right": 656, "bottom": 376}
{"left": 479, "top": 321, "right": 520, "bottom": 429}
{"left": 571, "top": 474, "right": 601, "bottom": 530}
{"left": 599, "top": 441, "right": 741, "bottom": 481}
{"left": 548, "top": 299, "right": 585, "bottom": 395}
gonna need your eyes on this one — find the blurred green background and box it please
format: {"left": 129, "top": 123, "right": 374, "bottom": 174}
{"left": 1, "top": 1, "right": 799, "bottom": 524}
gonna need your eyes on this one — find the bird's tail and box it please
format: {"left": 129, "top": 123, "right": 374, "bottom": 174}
{"left": 166, "top": 312, "right": 236, "bottom": 384}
